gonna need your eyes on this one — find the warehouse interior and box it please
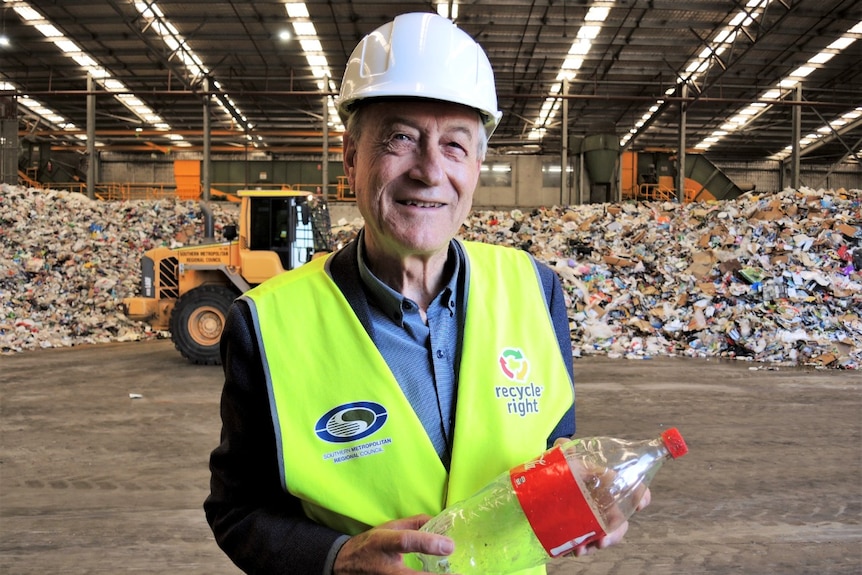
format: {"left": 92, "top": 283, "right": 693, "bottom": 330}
{"left": 1, "top": 0, "right": 861, "bottom": 198}
{"left": 1, "top": 3, "right": 861, "bottom": 575}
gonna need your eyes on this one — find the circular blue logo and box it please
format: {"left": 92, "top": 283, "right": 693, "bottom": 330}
{"left": 314, "top": 401, "right": 388, "bottom": 443}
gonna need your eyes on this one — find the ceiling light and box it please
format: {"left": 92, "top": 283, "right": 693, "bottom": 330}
{"left": 52, "top": 39, "right": 79, "bottom": 54}
{"left": 285, "top": 2, "right": 309, "bottom": 18}
{"left": 585, "top": 7, "right": 610, "bottom": 22}
{"left": 528, "top": 128, "right": 546, "bottom": 140}
{"left": 134, "top": 1, "right": 164, "bottom": 19}
{"left": 729, "top": 13, "right": 755, "bottom": 27}
{"left": 293, "top": 21, "right": 316, "bottom": 36}
{"left": 436, "top": 2, "right": 458, "bottom": 19}
{"left": 561, "top": 56, "right": 583, "bottom": 70}
{"left": 714, "top": 30, "right": 736, "bottom": 44}
{"left": 12, "top": 5, "right": 42, "bottom": 21}
{"left": 808, "top": 52, "right": 835, "bottom": 64}
{"left": 577, "top": 25, "right": 601, "bottom": 40}
{"left": 299, "top": 39, "right": 322, "bottom": 52}
{"left": 71, "top": 54, "right": 96, "bottom": 67}
{"left": 788, "top": 65, "right": 815, "bottom": 78}
{"left": 133, "top": 0, "right": 254, "bottom": 135}
{"left": 568, "top": 40, "right": 591, "bottom": 55}
{"left": 828, "top": 37, "right": 855, "bottom": 50}
{"left": 531, "top": 3, "right": 613, "bottom": 134}
{"left": 34, "top": 23, "right": 62, "bottom": 37}
{"left": 16, "top": 91, "right": 78, "bottom": 131}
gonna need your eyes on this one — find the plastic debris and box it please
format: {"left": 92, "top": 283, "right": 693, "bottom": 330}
{"left": 1, "top": 183, "right": 859, "bottom": 369}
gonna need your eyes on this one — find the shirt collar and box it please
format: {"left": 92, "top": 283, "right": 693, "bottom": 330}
{"left": 356, "top": 230, "right": 460, "bottom": 325}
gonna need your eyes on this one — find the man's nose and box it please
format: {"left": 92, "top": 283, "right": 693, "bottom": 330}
{"left": 409, "top": 145, "right": 446, "bottom": 185}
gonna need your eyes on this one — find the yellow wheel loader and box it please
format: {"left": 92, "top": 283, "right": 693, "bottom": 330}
{"left": 122, "top": 189, "right": 331, "bottom": 364}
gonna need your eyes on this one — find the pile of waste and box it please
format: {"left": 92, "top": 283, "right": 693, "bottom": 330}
{"left": 0, "top": 184, "right": 237, "bottom": 352}
{"left": 1, "top": 183, "right": 859, "bottom": 368}
{"left": 460, "top": 187, "right": 861, "bottom": 369}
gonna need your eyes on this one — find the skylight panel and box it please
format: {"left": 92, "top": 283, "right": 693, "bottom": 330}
{"left": 528, "top": 1, "right": 616, "bottom": 140}
{"left": 623, "top": 0, "right": 774, "bottom": 147}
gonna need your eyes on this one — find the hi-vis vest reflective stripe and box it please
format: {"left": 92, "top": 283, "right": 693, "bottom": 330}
{"left": 244, "top": 241, "right": 573, "bottom": 572}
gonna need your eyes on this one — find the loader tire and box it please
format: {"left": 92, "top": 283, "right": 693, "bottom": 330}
{"left": 170, "top": 284, "right": 237, "bottom": 365}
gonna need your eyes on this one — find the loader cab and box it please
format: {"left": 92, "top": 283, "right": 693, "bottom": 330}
{"left": 240, "top": 189, "right": 332, "bottom": 270}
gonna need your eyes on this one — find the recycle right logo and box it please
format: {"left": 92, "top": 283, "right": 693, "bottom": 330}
{"left": 499, "top": 348, "right": 530, "bottom": 382}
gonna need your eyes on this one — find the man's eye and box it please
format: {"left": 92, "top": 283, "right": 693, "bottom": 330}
{"left": 447, "top": 142, "right": 469, "bottom": 156}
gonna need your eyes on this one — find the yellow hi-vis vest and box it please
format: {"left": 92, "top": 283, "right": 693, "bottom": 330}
{"left": 243, "top": 240, "right": 574, "bottom": 572}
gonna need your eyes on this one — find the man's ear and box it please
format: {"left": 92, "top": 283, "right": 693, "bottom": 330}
{"left": 342, "top": 133, "right": 357, "bottom": 183}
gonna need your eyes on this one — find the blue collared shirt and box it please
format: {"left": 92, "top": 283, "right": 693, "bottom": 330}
{"left": 357, "top": 239, "right": 459, "bottom": 468}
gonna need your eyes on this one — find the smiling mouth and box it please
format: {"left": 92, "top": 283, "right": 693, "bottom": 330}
{"left": 400, "top": 200, "right": 444, "bottom": 208}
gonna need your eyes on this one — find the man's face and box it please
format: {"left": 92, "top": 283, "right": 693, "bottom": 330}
{"left": 343, "top": 100, "right": 483, "bottom": 261}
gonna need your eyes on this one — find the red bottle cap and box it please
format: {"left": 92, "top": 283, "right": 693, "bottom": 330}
{"left": 661, "top": 427, "right": 688, "bottom": 458}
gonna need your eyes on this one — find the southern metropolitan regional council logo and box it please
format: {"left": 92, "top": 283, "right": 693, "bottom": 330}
{"left": 315, "top": 401, "right": 392, "bottom": 464}
{"left": 315, "top": 401, "right": 387, "bottom": 443}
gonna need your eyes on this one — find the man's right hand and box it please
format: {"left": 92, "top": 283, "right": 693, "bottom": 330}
{"left": 333, "top": 515, "right": 454, "bottom": 575}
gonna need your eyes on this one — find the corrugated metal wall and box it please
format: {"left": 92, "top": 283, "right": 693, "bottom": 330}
{"left": 717, "top": 160, "right": 862, "bottom": 194}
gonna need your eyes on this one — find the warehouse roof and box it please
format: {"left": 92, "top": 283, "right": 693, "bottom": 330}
{"left": 2, "top": 0, "right": 861, "bottom": 163}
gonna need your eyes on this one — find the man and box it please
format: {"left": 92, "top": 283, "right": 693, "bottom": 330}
{"left": 205, "top": 12, "right": 643, "bottom": 575}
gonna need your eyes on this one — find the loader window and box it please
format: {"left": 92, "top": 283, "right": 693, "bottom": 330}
{"left": 248, "top": 196, "right": 316, "bottom": 270}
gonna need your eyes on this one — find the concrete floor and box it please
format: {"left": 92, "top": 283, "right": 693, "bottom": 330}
{"left": 1, "top": 340, "right": 860, "bottom": 574}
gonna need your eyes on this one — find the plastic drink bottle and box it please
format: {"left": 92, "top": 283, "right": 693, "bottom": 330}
{"left": 416, "top": 428, "right": 688, "bottom": 574}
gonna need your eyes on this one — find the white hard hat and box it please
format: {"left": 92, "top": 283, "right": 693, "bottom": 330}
{"left": 337, "top": 12, "right": 502, "bottom": 137}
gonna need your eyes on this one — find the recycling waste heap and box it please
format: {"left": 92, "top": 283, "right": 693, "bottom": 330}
{"left": 1, "top": 183, "right": 860, "bottom": 369}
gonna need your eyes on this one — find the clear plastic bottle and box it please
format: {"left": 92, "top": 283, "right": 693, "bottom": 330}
{"left": 416, "top": 428, "right": 688, "bottom": 574}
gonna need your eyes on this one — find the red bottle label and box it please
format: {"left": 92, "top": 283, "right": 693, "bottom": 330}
{"left": 510, "top": 445, "right": 606, "bottom": 556}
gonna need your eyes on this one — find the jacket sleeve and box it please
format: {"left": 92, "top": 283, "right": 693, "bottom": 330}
{"left": 536, "top": 261, "right": 577, "bottom": 443}
{"left": 204, "top": 300, "right": 347, "bottom": 575}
